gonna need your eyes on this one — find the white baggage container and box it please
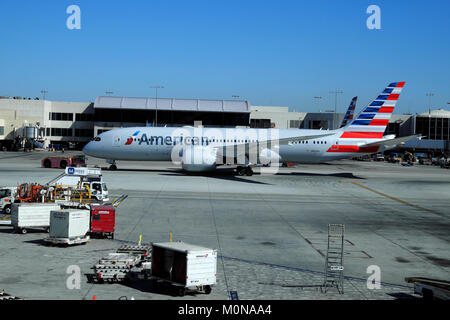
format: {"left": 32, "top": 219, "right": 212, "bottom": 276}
{"left": 11, "top": 203, "right": 61, "bottom": 234}
{"left": 151, "top": 241, "right": 217, "bottom": 295}
{"left": 49, "top": 209, "right": 90, "bottom": 239}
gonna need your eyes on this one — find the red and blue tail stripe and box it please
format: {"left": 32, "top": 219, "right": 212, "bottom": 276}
{"left": 340, "top": 96, "right": 357, "bottom": 128}
{"left": 340, "top": 82, "right": 405, "bottom": 139}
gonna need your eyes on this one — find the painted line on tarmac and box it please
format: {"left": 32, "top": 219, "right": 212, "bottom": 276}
{"left": 341, "top": 181, "right": 444, "bottom": 217}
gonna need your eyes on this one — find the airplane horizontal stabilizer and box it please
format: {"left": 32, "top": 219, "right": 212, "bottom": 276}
{"left": 359, "top": 134, "right": 422, "bottom": 148}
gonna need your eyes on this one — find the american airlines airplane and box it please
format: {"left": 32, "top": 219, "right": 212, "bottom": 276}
{"left": 83, "top": 82, "right": 419, "bottom": 176}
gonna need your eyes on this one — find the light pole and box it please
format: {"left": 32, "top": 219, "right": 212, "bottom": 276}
{"left": 40, "top": 90, "right": 48, "bottom": 101}
{"left": 314, "top": 96, "right": 322, "bottom": 111}
{"left": 150, "top": 85, "right": 164, "bottom": 127}
{"left": 426, "top": 93, "right": 434, "bottom": 139}
{"left": 330, "top": 90, "right": 343, "bottom": 129}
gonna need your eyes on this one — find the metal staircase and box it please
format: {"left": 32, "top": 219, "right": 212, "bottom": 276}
{"left": 322, "top": 224, "right": 345, "bottom": 294}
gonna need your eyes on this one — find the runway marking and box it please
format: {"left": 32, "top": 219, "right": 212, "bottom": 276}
{"left": 341, "top": 181, "right": 444, "bottom": 217}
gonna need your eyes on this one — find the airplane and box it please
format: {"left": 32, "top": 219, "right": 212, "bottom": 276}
{"left": 83, "top": 82, "right": 421, "bottom": 176}
{"left": 340, "top": 96, "right": 357, "bottom": 128}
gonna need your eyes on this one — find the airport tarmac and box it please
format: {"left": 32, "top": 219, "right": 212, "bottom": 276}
{"left": 0, "top": 151, "right": 449, "bottom": 300}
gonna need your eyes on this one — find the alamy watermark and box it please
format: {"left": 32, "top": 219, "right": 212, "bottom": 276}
{"left": 366, "top": 5, "right": 381, "bottom": 30}
{"left": 366, "top": 265, "right": 381, "bottom": 289}
{"left": 66, "top": 5, "right": 81, "bottom": 30}
{"left": 66, "top": 265, "right": 81, "bottom": 290}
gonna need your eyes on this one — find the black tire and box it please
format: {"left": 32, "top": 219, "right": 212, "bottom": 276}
{"left": 236, "top": 166, "right": 245, "bottom": 176}
{"left": 204, "top": 285, "right": 212, "bottom": 294}
{"left": 45, "top": 227, "right": 50, "bottom": 233}
{"left": 178, "top": 287, "right": 186, "bottom": 297}
{"left": 4, "top": 204, "right": 11, "bottom": 215}
{"left": 109, "top": 164, "right": 117, "bottom": 171}
{"left": 44, "top": 159, "right": 51, "bottom": 168}
{"left": 245, "top": 167, "right": 253, "bottom": 176}
{"left": 21, "top": 228, "right": 27, "bottom": 234}
{"left": 60, "top": 160, "right": 67, "bottom": 169}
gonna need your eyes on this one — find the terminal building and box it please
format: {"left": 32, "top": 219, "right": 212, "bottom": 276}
{"left": 0, "top": 95, "right": 449, "bottom": 154}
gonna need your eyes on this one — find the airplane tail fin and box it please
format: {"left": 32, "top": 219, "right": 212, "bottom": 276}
{"left": 340, "top": 96, "right": 358, "bottom": 128}
{"left": 340, "top": 82, "right": 405, "bottom": 139}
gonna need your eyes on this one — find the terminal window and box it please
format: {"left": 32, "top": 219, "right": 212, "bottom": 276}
{"left": 51, "top": 128, "right": 72, "bottom": 136}
{"left": 290, "top": 120, "right": 300, "bottom": 128}
{"left": 0, "top": 126, "right": 4, "bottom": 135}
{"left": 75, "top": 129, "right": 94, "bottom": 137}
{"left": 49, "top": 112, "right": 74, "bottom": 121}
{"left": 76, "top": 113, "right": 94, "bottom": 121}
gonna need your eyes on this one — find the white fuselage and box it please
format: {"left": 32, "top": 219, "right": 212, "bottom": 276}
{"left": 83, "top": 126, "right": 385, "bottom": 166}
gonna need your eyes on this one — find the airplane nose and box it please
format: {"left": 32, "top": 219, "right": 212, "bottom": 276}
{"left": 82, "top": 142, "right": 93, "bottom": 155}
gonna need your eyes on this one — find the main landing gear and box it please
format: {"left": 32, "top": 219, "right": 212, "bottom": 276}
{"left": 107, "top": 160, "right": 117, "bottom": 171}
{"left": 236, "top": 166, "right": 253, "bottom": 176}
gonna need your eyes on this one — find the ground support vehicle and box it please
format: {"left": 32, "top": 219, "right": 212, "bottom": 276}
{"left": 151, "top": 241, "right": 217, "bottom": 296}
{"left": 0, "top": 289, "right": 22, "bottom": 300}
{"left": 44, "top": 209, "right": 90, "bottom": 246}
{"left": 0, "top": 187, "right": 16, "bottom": 214}
{"left": 92, "top": 245, "right": 152, "bottom": 283}
{"left": 406, "top": 277, "right": 450, "bottom": 300}
{"left": 41, "top": 155, "right": 86, "bottom": 169}
{"left": 12, "top": 203, "right": 61, "bottom": 234}
{"left": 0, "top": 167, "right": 108, "bottom": 214}
{"left": 89, "top": 204, "right": 115, "bottom": 239}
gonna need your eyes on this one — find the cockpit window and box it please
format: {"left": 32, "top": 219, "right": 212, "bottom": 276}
{"left": 93, "top": 137, "right": 101, "bottom": 142}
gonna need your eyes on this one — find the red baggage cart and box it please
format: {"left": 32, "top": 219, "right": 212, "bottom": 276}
{"left": 90, "top": 204, "right": 115, "bottom": 239}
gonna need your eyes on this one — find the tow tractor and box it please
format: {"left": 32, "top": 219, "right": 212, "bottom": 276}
{"left": 41, "top": 155, "right": 86, "bottom": 169}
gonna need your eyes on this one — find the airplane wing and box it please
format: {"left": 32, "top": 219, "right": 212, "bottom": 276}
{"left": 359, "top": 134, "right": 423, "bottom": 148}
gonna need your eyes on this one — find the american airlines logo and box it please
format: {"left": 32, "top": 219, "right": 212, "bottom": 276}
{"left": 130, "top": 133, "right": 211, "bottom": 146}
{"left": 125, "top": 130, "right": 140, "bottom": 145}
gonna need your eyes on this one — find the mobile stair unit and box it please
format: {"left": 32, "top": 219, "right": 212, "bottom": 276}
{"left": 322, "top": 224, "right": 345, "bottom": 294}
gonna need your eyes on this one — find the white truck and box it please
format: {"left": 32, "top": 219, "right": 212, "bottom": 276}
{"left": 0, "top": 167, "right": 109, "bottom": 214}
{"left": 151, "top": 241, "right": 217, "bottom": 296}
{"left": 0, "top": 187, "right": 17, "bottom": 214}
{"left": 11, "top": 203, "right": 62, "bottom": 234}
{"left": 44, "top": 209, "right": 90, "bottom": 246}
{"left": 50, "top": 167, "right": 109, "bottom": 202}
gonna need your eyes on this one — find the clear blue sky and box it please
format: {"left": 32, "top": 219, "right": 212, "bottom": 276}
{"left": 0, "top": 0, "right": 449, "bottom": 114}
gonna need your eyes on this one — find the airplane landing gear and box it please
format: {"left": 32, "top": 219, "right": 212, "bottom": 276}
{"left": 107, "top": 160, "right": 117, "bottom": 171}
{"left": 236, "top": 166, "right": 253, "bottom": 176}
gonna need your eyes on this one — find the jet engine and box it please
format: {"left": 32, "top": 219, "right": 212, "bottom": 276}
{"left": 259, "top": 148, "right": 281, "bottom": 165}
{"left": 181, "top": 146, "right": 217, "bottom": 172}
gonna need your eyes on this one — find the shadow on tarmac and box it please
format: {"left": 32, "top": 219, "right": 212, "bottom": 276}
{"left": 275, "top": 172, "right": 365, "bottom": 179}
{"left": 85, "top": 274, "right": 201, "bottom": 297}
